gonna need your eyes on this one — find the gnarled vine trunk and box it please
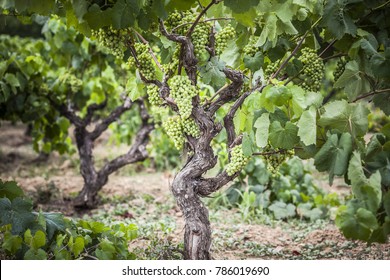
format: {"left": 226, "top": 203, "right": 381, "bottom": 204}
{"left": 172, "top": 171, "right": 212, "bottom": 260}
{"left": 51, "top": 98, "right": 153, "bottom": 209}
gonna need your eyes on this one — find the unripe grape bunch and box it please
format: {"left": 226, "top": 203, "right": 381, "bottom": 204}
{"left": 91, "top": 27, "right": 126, "bottom": 59}
{"left": 333, "top": 58, "right": 346, "bottom": 82}
{"left": 128, "top": 43, "right": 156, "bottom": 81}
{"left": 243, "top": 36, "right": 261, "bottom": 57}
{"left": 146, "top": 85, "right": 161, "bottom": 106}
{"left": 182, "top": 118, "right": 200, "bottom": 138}
{"left": 299, "top": 47, "right": 324, "bottom": 92}
{"left": 169, "top": 75, "right": 199, "bottom": 119}
{"left": 163, "top": 116, "right": 184, "bottom": 150}
{"left": 226, "top": 144, "right": 250, "bottom": 176}
{"left": 215, "top": 25, "right": 236, "bottom": 55}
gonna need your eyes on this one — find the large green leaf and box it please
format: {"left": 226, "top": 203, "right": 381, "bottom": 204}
{"left": 319, "top": 100, "right": 369, "bottom": 137}
{"left": 268, "top": 201, "right": 296, "bottom": 220}
{"left": 199, "top": 57, "right": 226, "bottom": 88}
{"left": 336, "top": 201, "right": 378, "bottom": 241}
{"left": 321, "top": 0, "right": 359, "bottom": 39}
{"left": 297, "top": 106, "right": 317, "bottom": 146}
{"left": 314, "top": 133, "right": 353, "bottom": 184}
{"left": 0, "top": 197, "right": 35, "bottom": 235}
{"left": 111, "top": 0, "right": 140, "bottom": 29}
{"left": 24, "top": 248, "right": 47, "bottom": 260}
{"left": 223, "top": 0, "right": 259, "bottom": 13}
{"left": 333, "top": 61, "right": 371, "bottom": 101}
{"left": 269, "top": 121, "right": 299, "bottom": 149}
{"left": 254, "top": 113, "right": 270, "bottom": 148}
{"left": 41, "top": 212, "right": 66, "bottom": 240}
{"left": 0, "top": 180, "right": 24, "bottom": 201}
{"left": 348, "top": 152, "right": 382, "bottom": 212}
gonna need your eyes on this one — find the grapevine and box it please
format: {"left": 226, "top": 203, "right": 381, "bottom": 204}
{"left": 182, "top": 118, "right": 200, "bottom": 138}
{"left": 91, "top": 27, "right": 126, "bottom": 59}
{"left": 146, "top": 85, "right": 161, "bottom": 106}
{"left": 262, "top": 147, "right": 295, "bottom": 174}
{"left": 215, "top": 25, "right": 236, "bottom": 55}
{"left": 130, "top": 43, "right": 156, "bottom": 81}
{"left": 226, "top": 144, "right": 249, "bottom": 176}
{"left": 298, "top": 47, "right": 324, "bottom": 92}
{"left": 333, "top": 58, "right": 346, "bottom": 82}
{"left": 264, "top": 60, "right": 281, "bottom": 80}
{"left": 243, "top": 36, "right": 261, "bottom": 57}
{"left": 163, "top": 116, "right": 184, "bottom": 150}
{"left": 169, "top": 75, "right": 198, "bottom": 119}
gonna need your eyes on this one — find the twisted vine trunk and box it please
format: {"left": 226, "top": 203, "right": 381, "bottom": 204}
{"left": 172, "top": 171, "right": 212, "bottom": 260}
{"left": 72, "top": 126, "right": 107, "bottom": 208}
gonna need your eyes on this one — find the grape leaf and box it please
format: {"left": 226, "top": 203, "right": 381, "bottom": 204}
{"left": 269, "top": 121, "right": 299, "bottom": 149}
{"left": 322, "top": 0, "right": 359, "bottom": 39}
{"left": 41, "top": 212, "right": 66, "bottom": 240}
{"left": 242, "top": 132, "right": 254, "bottom": 157}
{"left": 319, "top": 100, "right": 369, "bottom": 137}
{"left": 297, "top": 106, "right": 317, "bottom": 146}
{"left": 72, "top": 236, "right": 85, "bottom": 257}
{"left": 333, "top": 61, "right": 371, "bottom": 101}
{"left": 199, "top": 57, "right": 226, "bottom": 88}
{"left": 111, "top": 0, "right": 140, "bottom": 29}
{"left": 348, "top": 152, "right": 382, "bottom": 212}
{"left": 24, "top": 248, "right": 47, "bottom": 260}
{"left": 0, "top": 180, "right": 24, "bottom": 201}
{"left": 0, "top": 197, "right": 35, "bottom": 235}
{"left": 243, "top": 52, "right": 264, "bottom": 72}
{"left": 223, "top": 0, "right": 259, "bottom": 14}
{"left": 314, "top": 133, "right": 352, "bottom": 185}
{"left": 254, "top": 113, "right": 270, "bottom": 148}
{"left": 336, "top": 201, "right": 378, "bottom": 241}
{"left": 2, "top": 232, "right": 22, "bottom": 254}
{"left": 268, "top": 201, "right": 296, "bottom": 220}
{"left": 373, "top": 92, "right": 390, "bottom": 115}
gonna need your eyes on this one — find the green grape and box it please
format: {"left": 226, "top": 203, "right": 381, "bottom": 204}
{"left": 264, "top": 60, "right": 280, "bottom": 80}
{"left": 298, "top": 47, "right": 324, "bottom": 92}
{"left": 226, "top": 144, "right": 249, "bottom": 176}
{"left": 262, "top": 146, "right": 294, "bottom": 174}
{"left": 146, "top": 85, "right": 161, "bottom": 106}
{"left": 182, "top": 118, "right": 200, "bottom": 138}
{"left": 191, "top": 22, "right": 211, "bottom": 58}
{"left": 163, "top": 116, "right": 184, "bottom": 150}
{"left": 215, "top": 25, "right": 236, "bottom": 55}
{"left": 91, "top": 27, "right": 126, "bottom": 59}
{"left": 68, "top": 75, "right": 83, "bottom": 93}
{"left": 129, "top": 43, "right": 156, "bottom": 80}
{"left": 334, "top": 58, "right": 346, "bottom": 82}
{"left": 169, "top": 75, "right": 199, "bottom": 119}
{"left": 243, "top": 36, "right": 261, "bottom": 57}
{"left": 166, "top": 11, "right": 184, "bottom": 30}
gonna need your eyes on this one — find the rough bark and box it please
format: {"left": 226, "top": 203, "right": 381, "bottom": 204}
{"left": 51, "top": 96, "right": 153, "bottom": 209}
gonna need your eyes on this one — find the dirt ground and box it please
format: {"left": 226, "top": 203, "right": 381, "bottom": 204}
{"left": 1, "top": 122, "right": 389, "bottom": 260}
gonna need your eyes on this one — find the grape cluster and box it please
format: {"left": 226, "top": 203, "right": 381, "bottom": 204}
{"left": 262, "top": 147, "right": 294, "bottom": 173}
{"left": 146, "top": 85, "right": 161, "bottom": 106}
{"left": 264, "top": 60, "right": 280, "bottom": 80}
{"left": 68, "top": 75, "right": 83, "bottom": 93}
{"left": 128, "top": 43, "right": 156, "bottom": 80}
{"left": 169, "top": 75, "right": 198, "bottom": 119}
{"left": 182, "top": 118, "right": 200, "bottom": 138}
{"left": 215, "top": 25, "right": 236, "bottom": 55}
{"left": 166, "top": 11, "right": 183, "bottom": 30}
{"left": 226, "top": 145, "right": 249, "bottom": 176}
{"left": 243, "top": 36, "right": 261, "bottom": 57}
{"left": 299, "top": 47, "right": 324, "bottom": 92}
{"left": 333, "top": 59, "right": 346, "bottom": 82}
{"left": 191, "top": 22, "right": 211, "bottom": 58}
{"left": 163, "top": 116, "right": 184, "bottom": 150}
{"left": 91, "top": 27, "right": 126, "bottom": 58}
